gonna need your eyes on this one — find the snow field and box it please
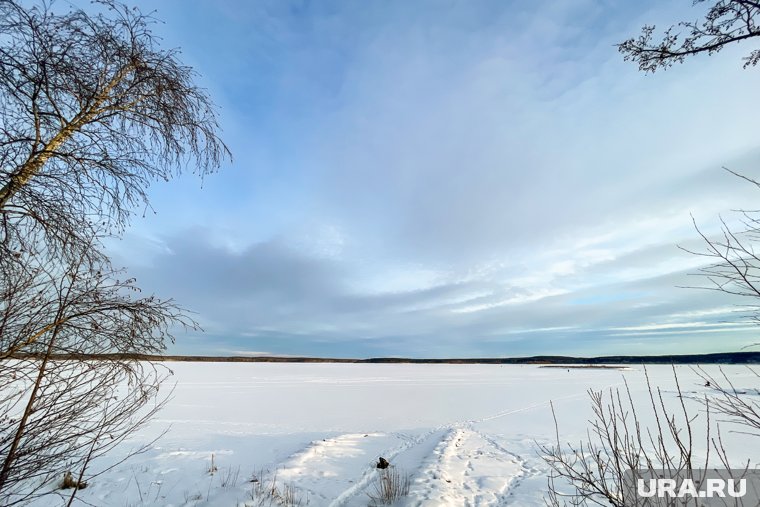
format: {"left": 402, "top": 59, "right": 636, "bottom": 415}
{"left": 23, "top": 363, "right": 759, "bottom": 506}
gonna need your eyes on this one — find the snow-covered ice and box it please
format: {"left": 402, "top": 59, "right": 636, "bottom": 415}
{"left": 26, "top": 363, "right": 760, "bottom": 506}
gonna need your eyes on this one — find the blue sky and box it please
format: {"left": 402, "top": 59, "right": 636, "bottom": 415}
{"left": 108, "top": 0, "right": 760, "bottom": 357}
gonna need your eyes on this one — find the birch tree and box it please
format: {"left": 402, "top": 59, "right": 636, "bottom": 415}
{"left": 0, "top": 0, "right": 229, "bottom": 503}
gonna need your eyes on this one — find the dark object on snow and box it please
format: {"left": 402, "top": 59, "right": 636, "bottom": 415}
{"left": 705, "top": 381, "right": 711, "bottom": 387}
{"left": 61, "top": 471, "right": 86, "bottom": 490}
{"left": 376, "top": 457, "right": 390, "bottom": 469}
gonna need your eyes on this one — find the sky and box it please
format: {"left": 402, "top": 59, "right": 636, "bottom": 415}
{"left": 106, "top": 0, "right": 760, "bottom": 358}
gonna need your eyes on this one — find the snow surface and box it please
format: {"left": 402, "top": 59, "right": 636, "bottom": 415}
{"left": 28, "top": 363, "right": 760, "bottom": 506}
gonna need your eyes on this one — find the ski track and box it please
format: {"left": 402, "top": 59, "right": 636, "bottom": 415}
{"left": 274, "top": 404, "right": 562, "bottom": 505}
{"left": 284, "top": 382, "right": 625, "bottom": 506}
{"left": 405, "top": 427, "right": 510, "bottom": 506}
{"left": 270, "top": 423, "right": 533, "bottom": 506}
{"left": 327, "top": 428, "right": 448, "bottom": 507}
{"left": 274, "top": 432, "right": 400, "bottom": 504}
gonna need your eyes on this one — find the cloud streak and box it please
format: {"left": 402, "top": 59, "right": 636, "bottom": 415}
{"left": 114, "top": 0, "right": 760, "bottom": 356}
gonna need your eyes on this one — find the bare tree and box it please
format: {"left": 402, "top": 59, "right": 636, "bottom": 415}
{"left": 540, "top": 179, "right": 760, "bottom": 504}
{"left": 0, "top": 0, "right": 229, "bottom": 503}
{"left": 540, "top": 192, "right": 760, "bottom": 504}
{"left": 618, "top": 0, "right": 760, "bottom": 73}
{"left": 541, "top": 180, "right": 760, "bottom": 504}
{"left": 0, "top": 239, "right": 198, "bottom": 505}
{"left": 543, "top": 5, "right": 760, "bottom": 505}
{"left": 676, "top": 171, "right": 760, "bottom": 339}
{"left": 0, "top": 0, "right": 229, "bottom": 266}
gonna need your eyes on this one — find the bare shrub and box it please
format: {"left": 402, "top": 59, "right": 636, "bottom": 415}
{"left": 368, "top": 466, "right": 412, "bottom": 506}
{"left": 278, "top": 483, "right": 305, "bottom": 507}
{"left": 695, "top": 367, "right": 760, "bottom": 437}
{"left": 245, "top": 469, "right": 306, "bottom": 507}
{"left": 183, "top": 490, "right": 202, "bottom": 504}
{"left": 220, "top": 465, "right": 241, "bottom": 489}
{"left": 538, "top": 367, "right": 754, "bottom": 506}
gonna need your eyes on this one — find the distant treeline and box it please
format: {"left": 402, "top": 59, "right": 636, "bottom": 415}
{"left": 10, "top": 351, "right": 760, "bottom": 364}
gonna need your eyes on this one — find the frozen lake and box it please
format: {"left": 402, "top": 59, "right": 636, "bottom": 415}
{"left": 38, "top": 363, "right": 760, "bottom": 506}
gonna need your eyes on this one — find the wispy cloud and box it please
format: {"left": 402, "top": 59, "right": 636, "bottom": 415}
{"left": 115, "top": 0, "right": 760, "bottom": 357}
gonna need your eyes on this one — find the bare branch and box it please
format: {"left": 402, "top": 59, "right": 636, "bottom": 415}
{"left": 619, "top": 0, "right": 760, "bottom": 72}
